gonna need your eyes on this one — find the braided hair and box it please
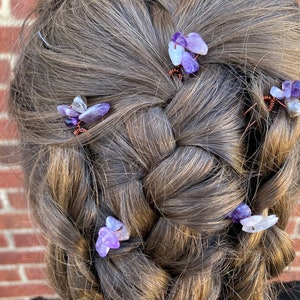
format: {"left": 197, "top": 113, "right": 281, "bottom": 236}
{"left": 9, "top": 0, "right": 300, "bottom": 299}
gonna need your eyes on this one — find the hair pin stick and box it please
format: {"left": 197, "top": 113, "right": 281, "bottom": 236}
{"left": 270, "top": 80, "right": 300, "bottom": 117}
{"left": 57, "top": 96, "right": 110, "bottom": 135}
{"left": 168, "top": 31, "right": 208, "bottom": 79}
{"left": 228, "top": 203, "right": 278, "bottom": 233}
{"left": 96, "top": 216, "right": 130, "bottom": 257}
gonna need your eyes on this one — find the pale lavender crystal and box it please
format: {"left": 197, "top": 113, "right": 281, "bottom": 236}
{"left": 228, "top": 203, "right": 252, "bottom": 224}
{"left": 79, "top": 103, "right": 110, "bottom": 123}
{"left": 58, "top": 97, "right": 110, "bottom": 132}
{"left": 96, "top": 227, "right": 120, "bottom": 257}
{"left": 99, "top": 227, "right": 120, "bottom": 248}
{"left": 168, "top": 31, "right": 208, "bottom": 76}
{"left": 57, "top": 105, "right": 69, "bottom": 116}
{"left": 282, "top": 80, "right": 293, "bottom": 98}
{"left": 270, "top": 80, "right": 300, "bottom": 101}
{"left": 57, "top": 105, "right": 80, "bottom": 118}
{"left": 291, "top": 80, "right": 300, "bottom": 98}
{"left": 181, "top": 51, "right": 199, "bottom": 74}
{"left": 106, "top": 216, "right": 130, "bottom": 241}
{"left": 71, "top": 95, "right": 87, "bottom": 113}
{"left": 286, "top": 98, "right": 300, "bottom": 117}
{"left": 95, "top": 216, "right": 129, "bottom": 258}
{"left": 172, "top": 32, "right": 187, "bottom": 47}
{"left": 240, "top": 215, "right": 278, "bottom": 233}
{"left": 270, "top": 86, "right": 285, "bottom": 100}
{"left": 185, "top": 32, "right": 208, "bottom": 55}
{"left": 168, "top": 41, "right": 185, "bottom": 66}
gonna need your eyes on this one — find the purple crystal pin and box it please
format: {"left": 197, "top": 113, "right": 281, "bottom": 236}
{"left": 228, "top": 203, "right": 278, "bottom": 233}
{"left": 228, "top": 203, "right": 251, "bottom": 224}
{"left": 168, "top": 31, "right": 208, "bottom": 75}
{"left": 57, "top": 96, "right": 110, "bottom": 134}
{"left": 95, "top": 216, "right": 130, "bottom": 257}
{"left": 240, "top": 215, "right": 278, "bottom": 233}
{"left": 270, "top": 80, "right": 300, "bottom": 117}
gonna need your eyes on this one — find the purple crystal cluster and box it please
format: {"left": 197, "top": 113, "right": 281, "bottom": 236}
{"left": 57, "top": 96, "right": 110, "bottom": 128}
{"left": 270, "top": 80, "right": 300, "bottom": 117}
{"left": 96, "top": 216, "right": 130, "bottom": 257}
{"left": 168, "top": 31, "right": 208, "bottom": 75}
{"left": 228, "top": 203, "right": 278, "bottom": 233}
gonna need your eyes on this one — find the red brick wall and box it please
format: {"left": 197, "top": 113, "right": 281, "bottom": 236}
{"left": 0, "top": 0, "right": 300, "bottom": 299}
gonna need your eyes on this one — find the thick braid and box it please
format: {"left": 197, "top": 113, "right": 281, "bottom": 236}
{"left": 24, "top": 145, "right": 105, "bottom": 299}
{"left": 9, "top": 0, "right": 300, "bottom": 299}
{"left": 228, "top": 75, "right": 300, "bottom": 298}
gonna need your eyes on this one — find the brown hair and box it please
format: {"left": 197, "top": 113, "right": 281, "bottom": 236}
{"left": 9, "top": 0, "right": 300, "bottom": 299}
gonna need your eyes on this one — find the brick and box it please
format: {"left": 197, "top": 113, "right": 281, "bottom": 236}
{"left": 0, "top": 119, "right": 19, "bottom": 140}
{"left": 25, "top": 265, "right": 47, "bottom": 281}
{"left": 0, "top": 232, "right": 8, "bottom": 247}
{"left": 296, "top": 222, "right": 300, "bottom": 237}
{"left": 0, "top": 89, "right": 9, "bottom": 112}
{"left": 13, "top": 232, "right": 47, "bottom": 248}
{"left": 291, "top": 254, "right": 300, "bottom": 268}
{"left": 0, "top": 27, "right": 22, "bottom": 53}
{"left": 11, "top": 0, "right": 37, "bottom": 19}
{"left": 0, "top": 268, "right": 21, "bottom": 281}
{"left": 0, "top": 144, "right": 22, "bottom": 165}
{"left": 293, "top": 239, "right": 300, "bottom": 252}
{"left": 0, "top": 212, "right": 32, "bottom": 230}
{"left": 286, "top": 220, "right": 296, "bottom": 235}
{"left": 0, "top": 250, "right": 44, "bottom": 265}
{"left": 0, "top": 283, "right": 55, "bottom": 298}
{"left": 0, "top": 59, "right": 11, "bottom": 84}
{"left": 0, "top": 194, "right": 4, "bottom": 209}
{"left": 294, "top": 203, "right": 300, "bottom": 215}
{"left": 8, "top": 191, "right": 28, "bottom": 210}
{"left": 0, "top": 170, "right": 24, "bottom": 188}
{"left": 278, "top": 271, "right": 300, "bottom": 282}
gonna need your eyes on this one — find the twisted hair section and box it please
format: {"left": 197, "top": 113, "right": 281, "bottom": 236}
{"left": 9, "top": 0, "right": 300, "bottom": 299}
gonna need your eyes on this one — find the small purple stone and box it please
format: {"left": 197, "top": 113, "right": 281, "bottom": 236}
{"left": 181, "top": 51, "right": 199, "bottom": 74}
{"left": 172, "top": 32, "right": 187, "bottom": 47}
{"left": 57, "top": 105, "right": 69, "bottom": 116}
{"left": 291, "top": 80, "right": 300, "bottom": 98}
{"left": 57, "top": 105, "right": 80, "bottom": 118}
{"left": 64, "top": 117, "right": 79, "bottom": 127}
{"left": 79, "top": 103, "right": 110, "bottom": 123}
{"left": 98, "top": 227, "right": 120, "bottom": 249}
{"left": 229, "top": 203, "right": 252, "bottom": 224}
{"left": 282, "top": 81, "right": 293, "bottom": 99}
{"left": 185, "top": 32, "right": 208, "bottom": 55}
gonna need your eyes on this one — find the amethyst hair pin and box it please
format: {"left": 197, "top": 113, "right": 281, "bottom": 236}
{"left": 96, "top": 216, "right": 130, "bottom": 257}
{"left": 168, "top": 31, "right": 208, "bottom": 79}
{"left": 228, "top": 203, "right": 278, "bottom": 233}
{"left": 57, "top": 96, "right": 110, "bottom": 135}
{"left": 270, "top": 80, "right": 300, "bottom": 117}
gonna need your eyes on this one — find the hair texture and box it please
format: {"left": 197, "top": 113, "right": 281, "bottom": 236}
{"left": 9, "top": 0, "right": 300, "bottom": 299}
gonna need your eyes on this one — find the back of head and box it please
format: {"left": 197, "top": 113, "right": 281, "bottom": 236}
{"left": 9, "top": 0, "right": 300, "bottom": 299}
